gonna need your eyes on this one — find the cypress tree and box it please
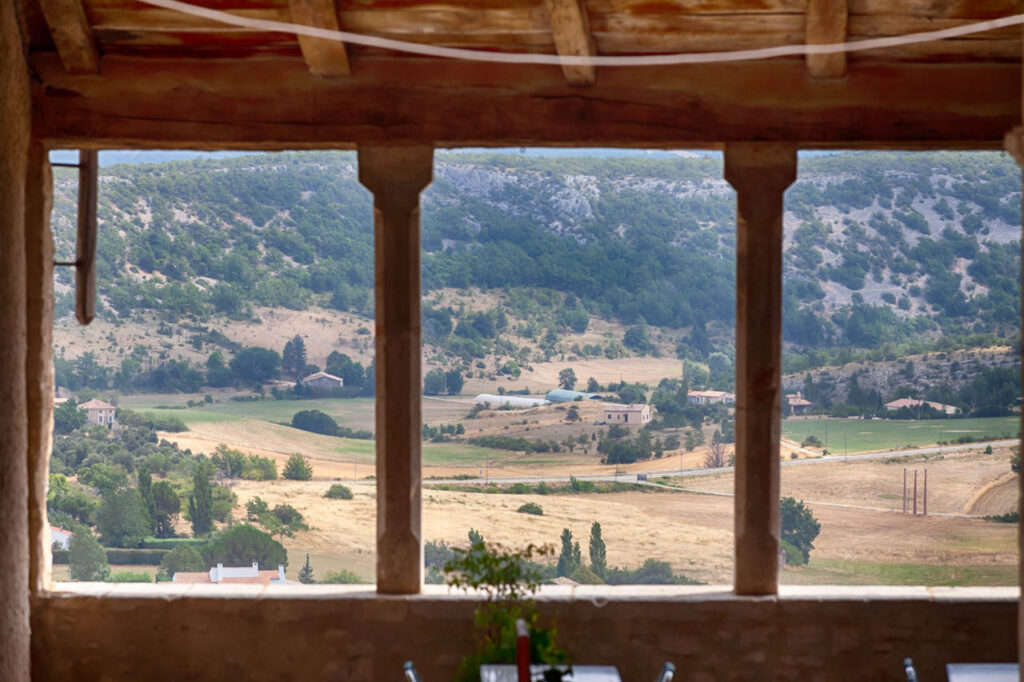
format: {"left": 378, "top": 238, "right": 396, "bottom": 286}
{"left": 298, "top": 553, "right": 316, "bottom": 584}
{"left": 188, "top": 460, "right": 213, "bottom": 537}
{"left": 589, "top": 522, "right": 607, "bottom": 579}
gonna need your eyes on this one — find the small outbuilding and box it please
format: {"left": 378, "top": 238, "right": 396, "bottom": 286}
{"left": 301, "top": 371, "right": 345, "bottom": 391}
{"left": 50, "top": 526, "right": 73, "bottom": 550}
{"left": 601, "top": 403, "right": 652, "bottom": 425}
{"left": 78, "top": 399, "right": 117, "bottom": 429}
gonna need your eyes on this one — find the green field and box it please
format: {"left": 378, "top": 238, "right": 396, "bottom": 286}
{"left": 782, "top": 559, "right": 1019, "bottom": 586}
{"left": 782, "top": 416, "right": 1019, "bottom": 454}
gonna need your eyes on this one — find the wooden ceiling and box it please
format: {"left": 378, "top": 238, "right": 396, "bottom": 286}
{"left": 18, "top": 0, "right": 1024, "bottom": 149}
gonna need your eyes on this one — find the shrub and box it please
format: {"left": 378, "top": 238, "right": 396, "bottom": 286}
{"left": 516, "top": 502, "right": 544, "bottom": 516}
{"left": 325, "top": 484, "right": 353, "bottom": 500}
{"left": 68, "top": 531, "right": 110, "bottom": 581}
{"left": 801, "top": 435, "right": 823, "bottom": 448}
{"left": 283, "top": 453, "right": 313, "bottom": 481}
{"left": 780, "top": 497, "right": 821, "bottom": 565}
{"left": 291, "top": 409, "right": 339, "bottom": 436}
{"left": 202, "top": 524, "right": 288, "bottom": 569}
{"left": 159, "top": 544, "right": 205, "bottom": 579}
{"left": 779, "top": 539, "right": 804, "bottom": 566}
{"left": 321, "top": 569, "right": 367, "bottom": 584}
{"left": 104, "top": 548, "right": 170, "bottom": 565}
{"left": 111, "top": 571, "right": 154, "bottom": 583}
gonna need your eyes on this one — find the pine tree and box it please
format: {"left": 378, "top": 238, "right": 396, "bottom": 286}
{"left": 557, "top": 528, "right": 581, "bottom": 577}
{"left": 588, "top": 522, "right": 607, "bottom": 579}
{"left": 282, "top": 335, "right": 307, "bottom": 382}
{"left": 188, "top": 460, "right": 213, "bottom": 537}
{"left": 68, "top": 530, "right": 110, "bottom": 581}
{"left": 298, "top": 553, "right": 316, "bottom": 584}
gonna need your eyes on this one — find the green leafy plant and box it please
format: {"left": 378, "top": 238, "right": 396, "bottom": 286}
{"left": 516, "top": 502, "right": 543, "bottom": 516}
{"left": 444, "top": 536, "right": 565, "bottom": 682}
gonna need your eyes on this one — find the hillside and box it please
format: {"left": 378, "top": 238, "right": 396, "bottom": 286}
{"left": 51, "top": 151, "right": 1021, "bottom": 391}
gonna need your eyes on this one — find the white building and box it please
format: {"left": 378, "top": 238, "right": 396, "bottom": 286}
{"left": 687, "top": 390, "right": 735, "bottom": 406}
{"left": 601, "top": 403, "right": 652, "bottom": 425}
{"left": 172, "top": 563, "right": 288, "bottom": 585}
{"left": 50, "top": 526, "right": 73, "bottom": 550}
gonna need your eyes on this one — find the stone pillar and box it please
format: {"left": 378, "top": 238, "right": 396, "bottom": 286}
{"left": 1004, "top": 124, "right": 1024, "bottom": 676}
{"left": 358, "top": 145, "right": 433, "bottom": 594}
{"left": 26, "top": 142, "right": 55, "bottom": 594}
{"left": 0, "top": 0, "right": 32, "bottom": 676}
{"left": 724, "top": 143, "right": 797, "bottom": 596}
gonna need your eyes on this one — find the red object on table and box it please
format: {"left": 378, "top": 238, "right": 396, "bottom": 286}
{"left": 515, "top": 619, "right": 530, "bottom": 682}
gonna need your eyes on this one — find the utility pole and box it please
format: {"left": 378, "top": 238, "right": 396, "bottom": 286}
{"left": 913, "top": 469, "right": 918, "bottom": 515}
{"left": 923, "top": 469, "right": 928, "bottom": 516}
{"left": 902, "top": 468, "right": 907, "bottom": 513}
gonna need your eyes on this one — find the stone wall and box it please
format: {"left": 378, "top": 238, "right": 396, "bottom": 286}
{"left": 0, "top": 1, "right": 32, "bottom": 679}
{"left": 32, "top": 587, "right": 1016, "bottom": 681}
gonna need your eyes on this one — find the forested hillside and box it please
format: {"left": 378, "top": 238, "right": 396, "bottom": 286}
{"left": 51, "top": 151, "right": 1020, "bottom": 383}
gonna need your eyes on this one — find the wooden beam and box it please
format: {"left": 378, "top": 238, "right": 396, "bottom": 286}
{"left": 75, "top": 149, "right": 97, "bottom": 325}
{"left": 37, "top": 0, "right": 99, "bottom": 74}
{"left": 287, "top": 0, "right": 350, "bottom": 77}
{"left": 806, "top": 0, "right": 848, "bottom": 79}
{"left": 31, "top": 55, "right": 1020, "bottom": 148}
{"left": 358, "top": 145, "right": 433, "bottom": 595}
{"left": 725, "top": 143, "right": 796, "bottom": 596}
{"left": 545, "top": 0, "right": 597, "bottom": 86}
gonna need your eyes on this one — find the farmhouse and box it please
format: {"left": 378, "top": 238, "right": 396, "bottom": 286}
{"left": 785, "top": 392, "right": 814, "bottom": 415}
{"left": 77, "top": 399, "right": 117, "bottom": 429}
{"left": 885, "top": 398, "right": 960, "bottom": 416}
{"left": 3, "top": 0, "right": 1023, "bottom": 680}
{"left": 301, "top": 370, "right": 344, "bottom": 391}
{"left": 687, "top": 390, "right": 736, "bottom": 406}
{"left": 49, "top": 526, "right": 72, "bottom": 551}
{"left": 602, "top": 403, "right": 652, "bottom": 425}
{"left": 173, "top": 563, "right": 287, "bottom": 585}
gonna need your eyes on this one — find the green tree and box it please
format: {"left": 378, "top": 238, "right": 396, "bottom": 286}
{"left": 423, "top": 368, "right": 446, "bottom": 395}
{"left": 137, "top": 465, "right": 155, "bottom": 532}
{"left": 558, "top": 368, "right": 577, "bottom": 391}
{"left": 291, "top": 409, "right": 339, "bottom": 436}
{"left": 151, "top": 480, "right": 181, "bottom": 539}
{"left": 159, "top": 544, "right": 205, "bottom": 579}
{"left": 566, "top": 405, "right": 580, "bottom": 423}
{"left": 298, "top": 553, "right": 316, "bottom": 584}
{"left": 780, "top": 497, "right": 822, "bottom": 565}
{"left": 283, "top": 453, "right": 313, "bottom": 481}
{"left": 556, "top": 528, "right": 581, "bottom": 577}
{"left": 201, "top": 524, "right": 288, "bottom": 569}
{"left": 97, "top": 488, "right": 151, "bottom": 548}
{"left": 188, "top": 460, "right": 214, "bottom": 537}
{"left": 53, "top": 399, "right": 87, "bottom": 435}
{"left": 444, "top": 369, "right": 464, "bottom": 395}
{"left": 229, "top": 346, "right": 281, "bottom": 384}
{"left": 282, "top": 335, "right": 307, "bottom": 382}
{"left": 68, "top": 530, "right": 110, "bottom": 581}
{"left": 588, "top": 522, "right": 607, "bottom": 579}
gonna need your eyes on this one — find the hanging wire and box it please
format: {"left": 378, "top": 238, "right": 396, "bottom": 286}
{"left": 138, "top": 0, "right": 1024, "bottom": 68}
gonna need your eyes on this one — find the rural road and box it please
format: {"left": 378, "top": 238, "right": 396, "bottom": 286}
{"left": 413, "top": 439, "right": 1017, "bottom": 488}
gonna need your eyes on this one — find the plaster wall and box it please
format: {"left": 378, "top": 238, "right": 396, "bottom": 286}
{"left": 32, "top": 587, "right": 1016, "bottom": 681}
{"left": 0, "top": 0, "right": 32, "bottom": 679}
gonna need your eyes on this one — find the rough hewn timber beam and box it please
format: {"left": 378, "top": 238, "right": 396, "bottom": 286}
{"left": 806, "top": 0, "right": 848, "bottom": 79}
{"left": 37, "top": 0, "right": 100, "bottom": 74}
{"left": 544, "top": 0, "right": 597, "bottom": 86}
{"left": 31, "top": 55, "right": 1019, "bottom": 148}
{"left": 288, "top": 0, "right": 350, "bottom": 77}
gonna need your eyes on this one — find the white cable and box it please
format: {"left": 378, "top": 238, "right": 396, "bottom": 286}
{"left": 138, "top": 0, "right": 1024, "bottom": 67}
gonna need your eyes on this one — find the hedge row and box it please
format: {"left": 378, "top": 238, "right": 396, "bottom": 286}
{"left": 52, "top": 549, "right": 170, "bottom": 565}
{"left": 139, "top": 538, "right": 206, "bottom": 550}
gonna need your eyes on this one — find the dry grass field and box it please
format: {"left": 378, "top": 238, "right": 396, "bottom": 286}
{"left": 223, "top": 445, "right": 1017, "bottom": 586}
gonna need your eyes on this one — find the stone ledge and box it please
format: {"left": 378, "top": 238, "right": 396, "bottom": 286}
{"left": 44, "top": 582, "right": 1019, "bottom": 602}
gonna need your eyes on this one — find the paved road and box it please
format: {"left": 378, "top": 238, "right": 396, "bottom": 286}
{"left": 412, "top": 439, "right": 1017, "bottom": 487}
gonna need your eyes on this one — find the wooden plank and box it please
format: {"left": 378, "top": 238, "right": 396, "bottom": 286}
{"left": 37, "top": 0, "right": 100, "bottom": 74}
{"left": 75, "top": 150, "right": 97, "bottom": 325}
{"left": 545, "top": 0, "right": 597, "bottom": 86}
{"left": 807, "top": 0, "right": 847, "bottom": 79}
{"left": 725, "top": 142, "right": 796, "bottom": 596}
{"left": 30, "top": 55, "right": 1020, "bottom": 148}
{"left": 288, "top": 0, "right": 350, "bottom": 76}
{"left": 358, "top": 145, "right": 433, "bottom": 595}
